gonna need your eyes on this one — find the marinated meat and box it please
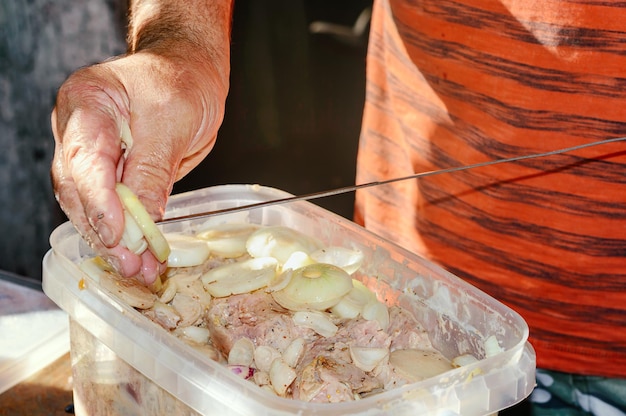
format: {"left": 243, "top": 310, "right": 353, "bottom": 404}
{"left": 386, "top": 306, "right": 432, "bottom": 350}
{"left": 205, "top": 288, "right": 443, "bottom": 402}
{"left": 207, "top": 291, "right": 314, "bottom": 354}
{"left": 295, "top": 355, "right": 378, "bottom": 402}
{"left": 86, "top": 223, "right": 461, "bottom": 404}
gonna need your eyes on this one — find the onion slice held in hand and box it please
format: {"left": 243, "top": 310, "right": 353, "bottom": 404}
{"left": 120, "top": 210, "right": 148, "bottom": 254}
{"left": 115, "top": 183, "right": 171, "bottom": 262}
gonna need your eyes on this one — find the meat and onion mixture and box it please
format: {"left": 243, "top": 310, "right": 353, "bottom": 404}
{"left": 81, "top": 223, "right": 486, "bottom": 403}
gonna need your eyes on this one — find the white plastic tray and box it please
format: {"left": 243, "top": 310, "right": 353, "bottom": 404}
{"left": 0, "top": 272, "right": 69, "bottom": 394}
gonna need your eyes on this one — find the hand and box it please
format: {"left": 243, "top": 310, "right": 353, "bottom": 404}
{"left": 51, "top": 50, "right": 228, "bottom": 284}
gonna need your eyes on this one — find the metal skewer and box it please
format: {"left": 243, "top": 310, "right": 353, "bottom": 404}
{"left": 158, "top": 136, "right": 626, "bottom": 224}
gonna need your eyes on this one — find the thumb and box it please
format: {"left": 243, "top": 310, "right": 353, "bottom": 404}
{"left": 118, "top": 115, "right": 190, "bottom": 222}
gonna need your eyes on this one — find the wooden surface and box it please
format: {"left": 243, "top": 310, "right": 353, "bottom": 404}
{"left": 0, "top": 353, "right": 73, "bottom": 416}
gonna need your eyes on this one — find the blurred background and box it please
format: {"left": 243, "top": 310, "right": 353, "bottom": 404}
{"left": 0, "top": 0, "right": 370, "bottom": 280}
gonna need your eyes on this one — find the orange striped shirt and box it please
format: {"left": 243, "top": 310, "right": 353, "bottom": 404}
{"left": 355, "top": 0, "right": 626, "bottom": 378}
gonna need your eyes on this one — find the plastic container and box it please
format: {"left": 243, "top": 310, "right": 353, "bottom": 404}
{"left": 42, "top": 184, "right": 535, "bottom": 416}
{"left": 0, "top": 271, "right": 69, "bottom": 394}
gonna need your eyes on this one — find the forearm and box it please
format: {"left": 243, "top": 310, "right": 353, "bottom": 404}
{"left": 51, "top": 0, "right": 235, "bottom": 283}
{"left": 128, "top": 0, "right": 233, "bottom": 88}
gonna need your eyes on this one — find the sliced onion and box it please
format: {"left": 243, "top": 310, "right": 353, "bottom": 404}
{"left": 292, "top": 310, "right": 338, "bottom": 337}
{"left": 165, "top": 233, "right": 211, "bottom": 267}
{"left": 149, "top": 274, "right": 163, "bottom": 293}
{"left": 228, "top": 337, "right": 255, "bottom": 366}
{"left": 196, "top": 223, "right": 260, "bottom": 258}
{"left": 269, "top": 358, "right": 297, "bottom": 396}
{"left": 158, "top": 278, "right": 178, "bottom": 304}
{"left": 266, "top": 268, "right": 294, "bottom": 293}
{"left": 349, "top": 346, "right": 389, "bottom": 372}
{"left": 282, "top": 337, "right": 305, "bottom": 368}
{"left": 178, "top": 279, "right": 213, "bottom": 309}
{"left": 362, "top": 300, "right": 390, "bottom": 331}
{"left": 171, "top": 293, "right": 203, "bottom": 327}
{"left": 388, "top": 349, "right": 454, "bottom": 382}
{"left": 310, "top": 247, "right": 364, "bottom": 275}
{"left": 173, "top": 326, "right": 210, "bottom": 344}
{"left": 254, "top": 345, "right": 281, "bottom": 373}
{"left": 149, "top": 301, "right": 181, "bottom": 329}
{"left": 115, "top": 183, "right": 170, "bottom": 262}
{"left": 330, "top": 297, "right": 361, "bottom": 320}
{"left": 165, "top": 268, "right": 203, "bottom": 285}
{"left": 330, "top": 279, "right": 377, "bottom": 319}
{"left": 271, "top": 263, "right": 353, "bottom": 311}
{"left": 484, "top": 335, "right": 504, "bottom": 358}
{"left": 452, "top": 354, "right": 480, "bottom": 368}
{"left": 254, "top": 370, "right": 271, "bottom": 386}
{"left": 120, "top": 210, "right": 148, "bottom": 254}
{"left": 246, "top": 226, "right": 323, "bottom": 264}
{"left": 201, "top": 257, "right": 278, "bottom": 297}
{"left": 282, "top": 251, "right": 315, "bottom": 271}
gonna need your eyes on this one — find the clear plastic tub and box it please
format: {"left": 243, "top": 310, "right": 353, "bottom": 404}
{"left": 0, "top": 271, "right": 69, "bottom": 394}
{"left": 42, "top": 184, "right": 535, "bottom": 416}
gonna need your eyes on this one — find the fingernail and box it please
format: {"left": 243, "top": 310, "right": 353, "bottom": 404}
{"left": 140, "top": 268, "right": 156, "bottom": 286}
{"left": 97, "top": 224, "right": 115, "bottom": 247}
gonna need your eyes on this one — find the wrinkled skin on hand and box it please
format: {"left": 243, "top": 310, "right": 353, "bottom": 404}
{"left": 51, "top": 51, "right": 228, "bottom": 284}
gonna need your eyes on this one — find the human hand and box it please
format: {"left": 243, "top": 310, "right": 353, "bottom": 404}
{"left": 51, "top": 50, "right": 229, "bottom": 284}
